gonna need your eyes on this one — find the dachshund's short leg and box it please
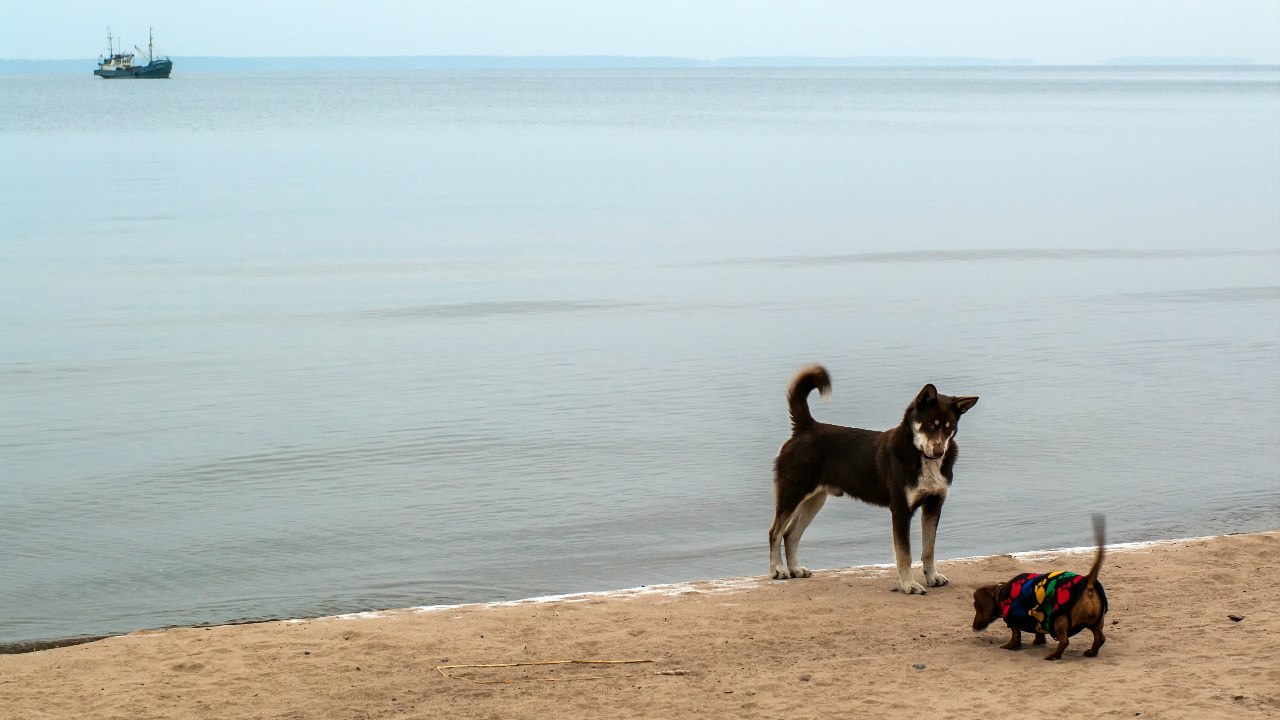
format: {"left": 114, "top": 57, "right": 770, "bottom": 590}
{"left": 1000, "top": 628, "right": 1022, "bottom": 651}
{"left": 1083, "top": 623, "right": 1106, "bottom": 657}
{"left": 1045, "top": 617, "right": 1070, "bottom": 660}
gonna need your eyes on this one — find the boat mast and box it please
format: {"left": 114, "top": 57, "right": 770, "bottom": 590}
{"left": 135, "top": 31, "right": 154, "bottom": 62}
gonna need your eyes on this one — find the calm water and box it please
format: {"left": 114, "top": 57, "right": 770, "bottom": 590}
{"left": 2, "top": 67, "right": 1278, "bottom": 645}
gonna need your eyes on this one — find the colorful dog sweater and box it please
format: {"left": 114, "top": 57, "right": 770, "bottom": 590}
{"left": 996, "top": 571, "right": 1108, "bottom": 636}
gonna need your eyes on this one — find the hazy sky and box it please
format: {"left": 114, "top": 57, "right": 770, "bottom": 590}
{"left": 4, "top": 0, "right": 1278, "bottom": 63}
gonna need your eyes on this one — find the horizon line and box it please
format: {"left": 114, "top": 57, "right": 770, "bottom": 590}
{"left": 0, "top": 53, "right": 1266, "bottom": 65}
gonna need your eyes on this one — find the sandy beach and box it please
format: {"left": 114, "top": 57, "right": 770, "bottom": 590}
{"left": 2, "top": 531, "right": 1277, "bottom": 719}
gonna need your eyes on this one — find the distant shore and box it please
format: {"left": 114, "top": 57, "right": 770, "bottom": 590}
{"left": 3, "top": 530, "right": 1276, "bottom": 719}
{"left": 2, "top": 56, "right": 1272, "bottom": 75}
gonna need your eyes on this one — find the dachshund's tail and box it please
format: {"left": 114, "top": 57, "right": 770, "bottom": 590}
{"left": 1085, "top": 514, "right": 1106, "bottom": 590}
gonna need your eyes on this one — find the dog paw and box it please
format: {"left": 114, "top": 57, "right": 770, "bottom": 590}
{"left": 1043, "top": 655, "right": 1060, "bottom": 661}
{"left": 898, "top": 581, "right": 928, "bottom": 595}
{"left": 770, "top": 568, "right": 790, "bottom": 580}
{"left": 1083, "top": 649, "right": 1098, "bottom": 657}
{"left": 789, "top": 566, "right": 812, "bottom": 579}
{"left": 925, "top": 572, "right": 949, "bottom": 587}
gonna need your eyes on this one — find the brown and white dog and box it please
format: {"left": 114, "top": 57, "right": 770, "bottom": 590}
{"left": 768, "top": 365, "right": 978, "bottom": 594}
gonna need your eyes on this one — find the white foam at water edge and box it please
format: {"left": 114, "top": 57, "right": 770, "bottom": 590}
{"left": 336, "top": 611, "right": 384, "bottom": 620}
{"left": 407, "top": 575, "right": 766, "bottom": 615}
{"left": 951, "top": 531, "right": 1230, "bottom": 564}
{"left": 281, "top": 531, "right": 1248, "bottom": 625}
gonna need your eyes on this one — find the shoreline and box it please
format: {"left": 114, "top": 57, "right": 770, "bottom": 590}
{"left": 2, "top": 529, "right": 1277, "bottom": 718}
{"left": 0, "top": 530, "right": 1260, "bottom": 655}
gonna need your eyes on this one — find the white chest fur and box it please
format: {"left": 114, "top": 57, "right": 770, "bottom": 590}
{"left": 907, "top": 457, "right": 949, "bottom": 507}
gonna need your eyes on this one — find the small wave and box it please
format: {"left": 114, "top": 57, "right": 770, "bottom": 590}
{"left": 360, "top": 299, "right": 635, "bottom": 320}
{"left": 701, "top": 247, "right": 1278, "bottom": 268}
{"left": 1101, "top": 285, "right": 1280, "bottom": 305}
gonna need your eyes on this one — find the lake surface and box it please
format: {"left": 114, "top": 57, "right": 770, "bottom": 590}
{"left": 1, "top": 67, "right": 1278, "bottom": 645}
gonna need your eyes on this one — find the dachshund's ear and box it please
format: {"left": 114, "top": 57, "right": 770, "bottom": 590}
{"left": 954, "top": 396, "right": 978, "bottom": 414}
{"left": 972, "top": 583, "right": 999, "bottom": 600}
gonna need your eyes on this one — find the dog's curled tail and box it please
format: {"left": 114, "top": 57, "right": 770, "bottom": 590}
{"left": 1086, "top": 513, "right": 1106, "bottom": 590}
{"left": 788, "top": 365, "right": 832, "bottom": 433}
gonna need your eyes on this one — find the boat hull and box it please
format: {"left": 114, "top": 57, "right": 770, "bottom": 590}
{"left": 94, "top": 59, "right": 172, "bottom": 78}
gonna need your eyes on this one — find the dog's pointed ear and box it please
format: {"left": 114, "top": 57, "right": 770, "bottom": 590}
{"left": 954, "top": 396, "right": 979, "bottom": 414}
{"left": 915, "top": 384, "right": 938, "bottom": 406}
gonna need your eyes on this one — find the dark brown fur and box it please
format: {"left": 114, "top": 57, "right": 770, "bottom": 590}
{"left": 768, "top": 365, "right": 978, "bottom": 594}
{"left": 972, "top": 515, "right": 1108, "bottom": 660}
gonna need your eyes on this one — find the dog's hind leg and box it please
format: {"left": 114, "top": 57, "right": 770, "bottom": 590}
{"left": 1083, "top": 623, "right": 1105, "bottom": 657}
{"left": 782, "top": 489, "right": 827, "bottom": 578}
{"left": 919, "top": 496, "right": 948, "bottom": 587}
{"left": 769, "top": 487, "right": 808, "bottom": 579}
{"left": 891, "top": 508, "right": 927, "bottom": 594}
{"left": 768, "top": 508, "right": 793, "bottom": 580}
{"left": 1045, "top": 617, "right": 1070, "bottom": 660}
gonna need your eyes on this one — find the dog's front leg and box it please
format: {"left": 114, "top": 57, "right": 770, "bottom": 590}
{"left": 891, "top": 508, "right": 926, "bottom": 594}
{"left": 919, "top": 496, "right": 948, "bottom": 587}
{"left": 1000, "top": 628, "right": 1022, "bottom": 650}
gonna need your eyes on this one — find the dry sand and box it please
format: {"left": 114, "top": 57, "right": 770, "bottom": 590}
{"left": 2, "top": 531, "right": 1277, "bottom": 719}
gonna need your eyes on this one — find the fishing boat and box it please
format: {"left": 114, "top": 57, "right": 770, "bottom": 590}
{"left": 94, "top": 28, "right": 172, "bottom": 79}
